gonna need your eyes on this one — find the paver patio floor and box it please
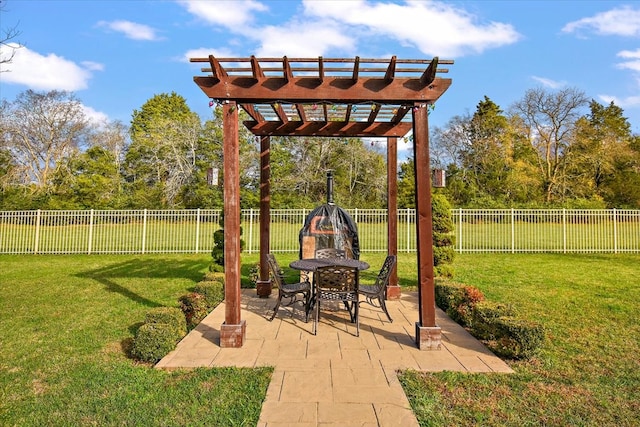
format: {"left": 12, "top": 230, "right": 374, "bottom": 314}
{"left": 157, "top": 290, "right": 513, "bottom": 426}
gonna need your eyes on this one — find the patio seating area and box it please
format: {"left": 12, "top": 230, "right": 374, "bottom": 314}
{"left": 157, "top": 289, "right": 513, "bottom": 426}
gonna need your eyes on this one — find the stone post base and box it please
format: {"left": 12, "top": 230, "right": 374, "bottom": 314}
{"left": 385, "top": 284, "right": 402, "bottom": 300}
{"left": 220, "top": 320, "right": 246, "bottom": 348}
{"left": 256, "top": 280, "right": 272, "bottom": 298}
{"left": 415, "top": 323, "right": 442, "bottom": 350}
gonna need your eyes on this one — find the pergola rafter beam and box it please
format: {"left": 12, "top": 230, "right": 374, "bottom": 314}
{"left": 283, "top": 56, "right": 293, "bottom": 82}
{"left": 352, "top": 56, "right": 360, "bottom": 83}
{"left": 250, "top": 55, "right": 265, "bottom": 81}
{"left": 207, "top": 55, "right": 227, "bottom": 81}
{"left": 421, "top": 57, "right": 439, "bottom": 86}
{"left": 318, "top": 56, "right": 324, "bottom": 82}
{"left": 240, "top": 103, "right": 264, "bottom": 122}
{"left": 385, "top": 56, "right": 397, "bottom": 83}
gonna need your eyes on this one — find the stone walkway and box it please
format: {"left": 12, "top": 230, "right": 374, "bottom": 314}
{"left": 157, "top": 290, "right": 513, "bottom": 426}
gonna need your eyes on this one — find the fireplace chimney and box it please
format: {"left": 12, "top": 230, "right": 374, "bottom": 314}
{"left": 326, "top": 170, "right": 334, "bottom": 205}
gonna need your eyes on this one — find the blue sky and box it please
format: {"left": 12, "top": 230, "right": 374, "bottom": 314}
{"left": 3, "top": 0, "right": 640, "bottom": 156}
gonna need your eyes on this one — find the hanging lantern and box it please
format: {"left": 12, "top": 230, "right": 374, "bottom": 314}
{"left": 432, "top": 169, "right": 446, "bottom": 188}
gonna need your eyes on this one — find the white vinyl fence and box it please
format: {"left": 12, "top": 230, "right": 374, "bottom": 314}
{"left": 0, "top": 209, "right": 638, "bottom": 255}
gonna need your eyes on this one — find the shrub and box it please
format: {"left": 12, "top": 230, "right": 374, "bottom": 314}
{"left": 179, "top": 292, "right": 209, "bottom": 330}
{"left": 434, "top": 280, "right": 464, "bottom": 311}
{"left": 431, "top": 193, "right": 455, "bottom": 276}
{"left": 490, "top": 317, "right": 545, "bottom": 359}
{"left": 144, "top": 307, "right": 187, "bottom": 341}
{"left": 131, "top": 323, "right": 177, "bottom": 363}
{"left": 434, "top": 264, "right": 454, "bottom": 279}
{"left": 193, "top": 281, "right": 224, "bottom": 310}
{"left": 471, "top": 301, "right": 517, "bottom": 340}
{"left": 433, "top": 246, "right": 456, "bottom": 266}
{"left": 203, "top": 270, "right": 225, "bottom": 283}
{"left": 449, "top": 285, "right": 485, "bottom": 326}
{"left": 208, "top": 263, "right": 224, "bottom": 273}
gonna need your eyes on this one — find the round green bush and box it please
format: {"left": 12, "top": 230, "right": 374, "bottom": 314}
{"left": 144, "top": 307, "right": 187, "bottom": 341}
{"left": 131, "top": 323, "right": 176, "bottom": 363}
{"left": 193, "top": 281, "right": 224, "bottom": 310}
{"left": 179, "top": 292, "right": 209, "bottom": 329}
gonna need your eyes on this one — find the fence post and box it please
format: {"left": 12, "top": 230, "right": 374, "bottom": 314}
{"left": 88, "top": 209, "right": 94, "bottom": 255}
{"left": 34, "top": 209, "right": 41, "bottom": 254}
{"left": 195, "top": 208, "right": 201, "bottom": 253}
{"left": 511, "top": 208, "right": 515, "bottom": 253}
{"left": 247, "top": 208, "right": 254, "bottom": 254}
{"left": 613, "top": 208, "right": 618, "bottom": 254}
{"left": 563, "top": 208, "right": 567, "bottom": 254}
{"left": 142, "top": 209, "right": 147, "bottom": 254}
{"left": 405, "top": 209, "right": 410, "bottom": 253}
{"left": 458, "top": 208, "right": 463, "bottom": 253}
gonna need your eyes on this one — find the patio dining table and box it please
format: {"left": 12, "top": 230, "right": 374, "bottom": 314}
{"left": 290, "top": 258, "right": 369, "bottom": 323}
{"left": 289, "top": 258, "right": 369, "bottom": 273}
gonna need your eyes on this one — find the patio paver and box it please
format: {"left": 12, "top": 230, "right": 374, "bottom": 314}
{"left": 157, "top": 290, "right": 513, "bottom": 426}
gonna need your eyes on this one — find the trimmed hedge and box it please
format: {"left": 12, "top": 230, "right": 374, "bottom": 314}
{"left": 435, "top": 279, "right": 545, "bottom": 359}
{"left": 492, "top": 317, "right": 545, "bottom": 359}
{"left": 471, "top": 300, "right": 516, "bottom": 340}
{"left": 179, "top": 292, "right": 209, "bottom": 330}
{"left": 130, "top": 275, "right": 225, "bottom": 363}
{"left": 131, "top": 323, "right": 178, "bottom": 363}
{"left": 193, "top": 280, "right": 224, "bottom": 310}
{"left": 144, "top": 307, "right": 187, "bottom": 341}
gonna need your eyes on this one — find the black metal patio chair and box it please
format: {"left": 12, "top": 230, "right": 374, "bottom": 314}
{"left": 314, "top": 248, "right": 346, "bottom": 259}
{"left": 266, "top": 254, "right": 312, "bottom": 321}
{"left": 313, "top": 264, "right": 359, "bottom": 336}
{"left": 358, "top": 255, "right": 396, "bottom": 322}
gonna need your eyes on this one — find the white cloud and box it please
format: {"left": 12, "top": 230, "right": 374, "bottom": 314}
{"left": 0, "top": 43, "right": 99, "bottom": 91}
{"left": 178, "top": 0, "right": 268, "bottom": 29}
{"left": 302, "top": 0, "right": 520, "bottom": 57}
{"left": 531, "top": 76, "right": 566, "bottom": 89}
{"left": 598, "top": 93, "right": 640, "bottom": 108}
{"left": 563, "top": 6, "right": 640, "bottom": 37}
{"left": 82, "top": 105, "right": 110, "bottom": 124}
{"left": 255, "top": 20, "right": 355, "bottom": 57}
{"left": 82, "top": 61, "right": 105, "bottom": 71}
{"left": 97, "top": 20, "right": 160, "bottom": 41}
{"left": 616, "top": 49, "right": 640, "bottom": 72}
{"left": 179, "top": 0, "right": 519, "bottom": 58}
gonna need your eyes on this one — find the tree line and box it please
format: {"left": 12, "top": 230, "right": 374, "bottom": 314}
{"left": 0, "top": 90, "right": 388, "bottom": 210}
{"left": 429, "top": 89, "right": 640, "bottom": 209}
{"left": 1, "top": 87, "right": 639, "bottom": 211}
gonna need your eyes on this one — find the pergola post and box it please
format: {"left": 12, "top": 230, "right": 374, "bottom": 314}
{"left": 220, "top": 101, "right": 246, "bottom": 347}
{"left": 256, "top": 136, "right": 272, "bottom": 298}
{"left": 412, "top": 103, "right": 441, "bottom": 350}
{"left": 386, "top": 136, "right": 400, "bottom": 299}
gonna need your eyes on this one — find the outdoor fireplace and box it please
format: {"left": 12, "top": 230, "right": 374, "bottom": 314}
{"left": 298, "top": 171, "right": 360, "bottom": 260}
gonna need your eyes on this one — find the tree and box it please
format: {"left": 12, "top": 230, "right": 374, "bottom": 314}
{"left": 124, "top": 92, "right": 202, "bottom": 208}
{"left": 267, "top": 136, "right": 386, "bottom": 208}
{"left": 0, "top": 0, "right": 23, "bottom": 70}
{"left": 51, "top": 146, "right": 124, "bottom": 209}
{"left": 0, "top": 90, "right": 90, "bottom": 189}
{"left": 573, "top": 101, "right": 640, "bottom": 207}
{"left": 431, "top": 97, "right": 541, "bottom": 207}
{"left": 511, "top": 87, "right": 589, "bottom": 203}
{"left": 397, "top": 158, "right": 416, "bottom": 209}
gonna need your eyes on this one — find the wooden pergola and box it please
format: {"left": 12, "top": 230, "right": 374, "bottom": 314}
{"left": 191, "top": 55, "right": 453, "bottom": 349}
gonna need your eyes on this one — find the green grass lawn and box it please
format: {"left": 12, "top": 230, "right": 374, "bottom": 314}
{"left": 399, "top": 253, "right": 640, "bottom": 426}
{"left": 2, "top": 253, "right": 639, "bottom": 426}
{"left": 0, "top": 254, "right": 272, "bottom": 426}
